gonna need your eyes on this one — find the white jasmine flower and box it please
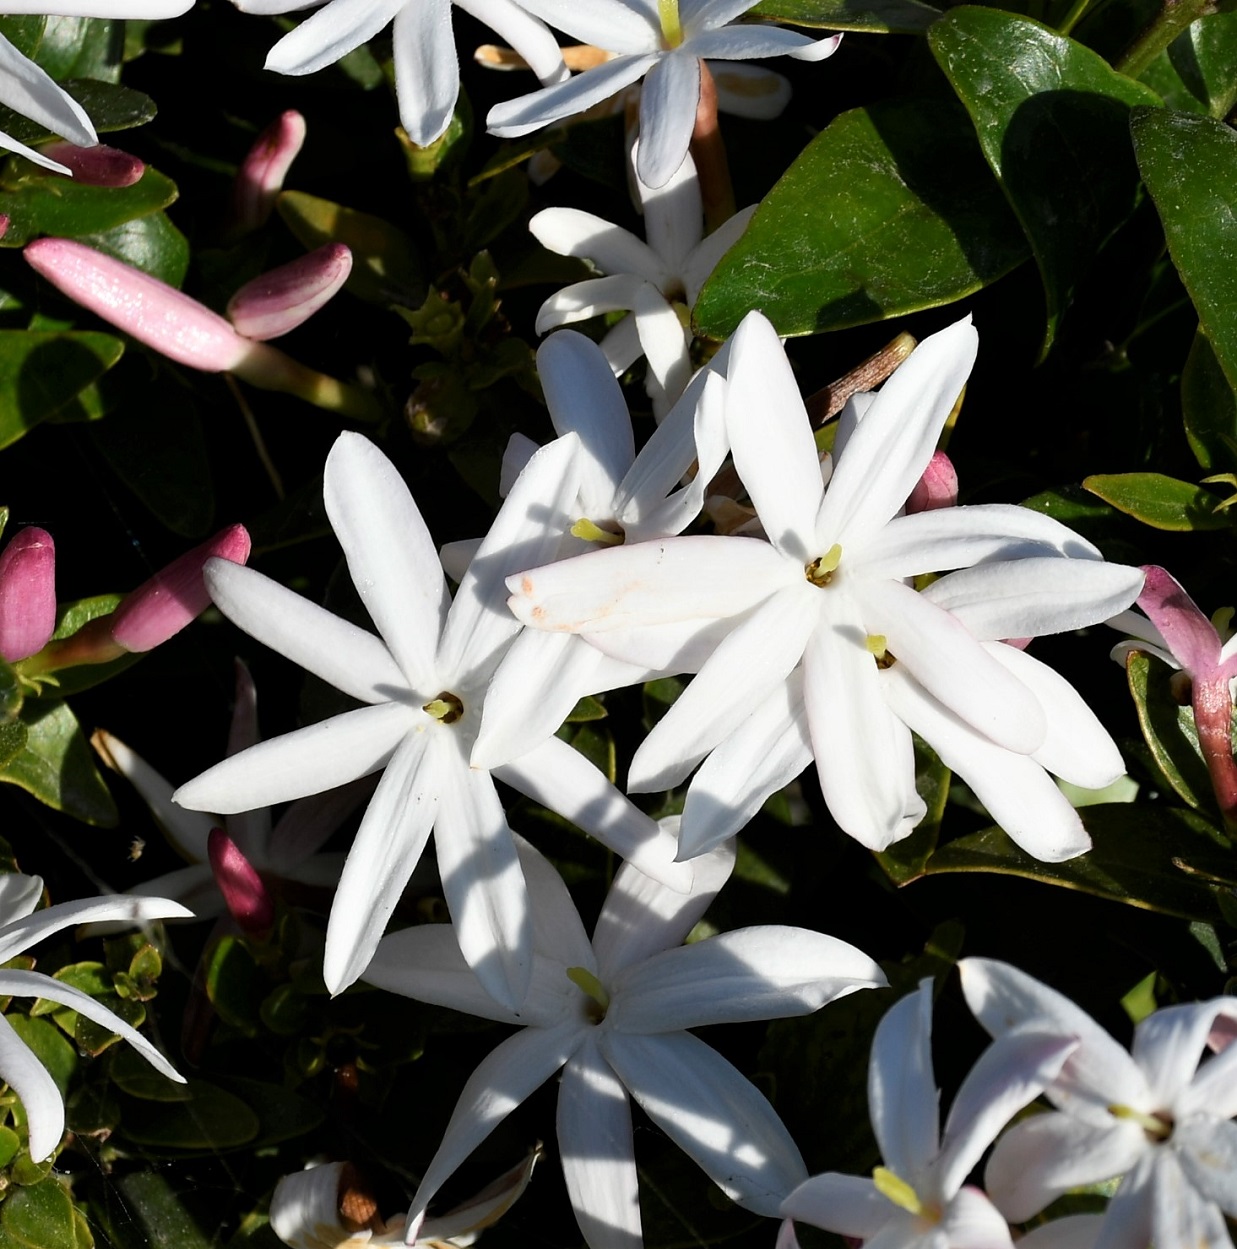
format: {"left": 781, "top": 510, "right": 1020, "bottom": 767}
{"left": 232, "top": 0, "right": 567, "bottom": 148}
{"left": 961, "top": 957, "right": 1237, "bottom": 1249}
{"left": 364, "top": 830, "right": 885, "bottom": 1249}
{"left": 530, "top": 144, "right": 755, "bottom": 414}
{"left": 508, "top": 311, "right": 1144, "bottom": 854}
{"left": 0, "top": 874, "right": 189, "bottom": 1161}
{"left": 781, "top": 978, "right": 1077, "bottom": 1249}
{"left": 487, "top": 0, "right": 841, "bottom": 188}
{"left": 174, "top": 432, "right": 687, "bottom": 1011}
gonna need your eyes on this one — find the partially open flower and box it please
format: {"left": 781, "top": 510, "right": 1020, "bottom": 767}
{"left": 0, "top": 527, "right": 55, "bottom": 663}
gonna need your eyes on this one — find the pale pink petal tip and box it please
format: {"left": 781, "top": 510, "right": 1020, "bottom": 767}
{"left": 0, "top": 527, "right": 56, "bottom": 663}
{"left": 1209, "top": 1015, "right": 1237, "bottom": 1053}
{"left": 0, "top": 215, "right": 11, "bottom": 241}
{"left": 231, "top": 110, "right": 307, "bottom": 234}
{"left": 906, "top": 449, "right": 958, "bottom": 514}
{"left": 109, "top": 525, "right": 251, "bottom": 653}
{"left": 24, "top": 238, "right": 253, "bottom": 373}
{"left": 226, "top": 244, "right": 352, "bottom": 341}
{"left": 41, "top": 142, "right": 145, "bottom": 188}
{"left": 207, "top": 827, "right": 274, "bottom": 937}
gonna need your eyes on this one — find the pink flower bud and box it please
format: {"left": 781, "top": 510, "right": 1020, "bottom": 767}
{"left": 109, "top": 525, "right": 250, "bottom": 653}
{"left": 906, "top": 449, "right": 958, "bottom": 514}
{"left": 230, "top": 111, "right": 306, "bottom": 235}
{"left": 0, "top": 216, "right": 10, "bottom": 241}
{"left": 41, "top": 142, "right": 145, "bottom": 188}
{"left": 226, "top": 244, "right": 352, "bottom": 341}
{"left": 0, "top": 527, "right": 56, "bottom": 663}
{"left": 207, "top": 827, "right": 274, "bottom": 938}
{"left": 24, "top": 238, "right": 257, "bottom": 373}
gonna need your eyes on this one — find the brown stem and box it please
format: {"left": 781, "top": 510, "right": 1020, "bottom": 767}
{"left": 804, "top": 332, "right": 917, "bottom": 427}
{"left": 690, "top": 62, "right": 736, "bottom": 234}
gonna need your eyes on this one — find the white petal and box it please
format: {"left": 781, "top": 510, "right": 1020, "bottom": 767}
{"left": 600, "top": 1029, "right": 807, "bottom": 1214}
{"left": 530, "top": 210, "right": 665, "bottom": 285}
{"left": 205, "top": 559, "right": 409, "bottom": 705}
{"left": 681, "top": 204, "right": 757, "bottom": 303}
{"left": 609, "top": 925, "right": 883, "bottom": 1032}
{"left": 593, "top": 837, "right": 734, "bottom": 981}
{"left": 635, "top": 53, "right": 699, "bottom": 189}
{"left": 322, "top": 727, "right": 439, "bottom": 994}
{"left": 581, "top": 614, "right": 738, "bottom": 671}
{"left": 815, "top": 318, "right": 976, "bottom": 551}
{"left": 639, "top": 144, "right": 703, "bottom": 273}
{"left": 0, "top": 127, "right": 73, "bottom": 175}
{"left": 265, "top": 0, "right": 405, "bottom": 75}
{"left": 536, "top": 274, "right": 652, "bottom": 333}
{"left": 0, "top": 875, "right": 43, "bottom": 926}
{"left": 457, "top": 0, "right": 566, "bottom": 85}
{"left": 938, "top": 1187, "right": 1014, "bottom": 1249}
{"left": 518, "top": 0, "right": 658, "bottom": 49}
{"left": 0, "top": 33, "right": 95, "bottom": 147}
{"left": 267, "top": 774, "right": 375, "bottom": 868}
{"left": 1016, "top": 1215, "right": 1104, "bottom": 1249}
{"left": 408, "top": 1021, "right": 586, "bottom": 1222}
{"left": 558, "top": 1037, "right": 642, "bottom": 1249}
{"left": 868, "top": 983, "right": 939, "bottom": 1183}
{"left": 1178, "top": 1014, "right": 1237, "bottom": 1120}
{"left": 0, "top": 1010, "right": 63, "bottom": 1162}
{"left": 1131, "top": 1001, "right": 1226, "bottom": 1111}
{"left": 1174, "top": 1116, "right": 1237, "bottom": 1216}
{"left": 686, "top": 24, "right": 837, "bottom": 59}
{"left": 0, "top": 896, "right": 192, "bottom": 966}
{"left": 390, "top": 0, "right": 459, "bottom": 147}
{"left": 1150, "top": 1151, "right": 1233, "bottom": 1249}
{"left": 497, "top": 736, "right": 693, "bottom": 891}
{"left": 710, "top": 63, "right": 791, "bottom": 121}
{"left": 1095, "top": 1152, "right": 1155, "bottom": 1249}
{"left": 628, "top": 582, "right": 817, "bottom": 790}
{"left": 488, "top": 55, "right": 660, "bottom": 137}
{"left": 174, "top": 702, "right": 413, "bottom": 816}
{"left": 633, "top": 285, "right": 692, "bottom": 403}
{"left": 724, "top": 311, "right": 823, "bottom": 563}
{"left": 781, "top": 1173, "right": 889, "bottom": 1238}
{"left": 441, "top": 538, "right": 483, "bottom": 583}
{"left": 600, "top": 316, "right": 643, "bottom": 374}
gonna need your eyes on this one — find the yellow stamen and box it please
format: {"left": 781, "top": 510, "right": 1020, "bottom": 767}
{"left": 805, "top": 543, "right": 843, "bottom": 587}
{"left": 566, "top": 966, "right": 610, "bottom": 1011}
{"left": 1108, "top": 1104, "right": 1172, "bottom": 1140}
{"left": 570, "top": 518, "right": 623, "bottom": 546}
{"left": 865, "top": 635, "right": 887, "bottom": 659}
{"left": 423, "top": 691, "right": 465, "bottom": 724}
{"left": 658, "top": 0, "right": 684, "bottom": 46}
{"left": 872, "top": 1167, "right": 922, "bottom": 1215}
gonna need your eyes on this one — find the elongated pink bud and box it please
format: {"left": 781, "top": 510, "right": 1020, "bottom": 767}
{"left": 906, "top": 450, "right": 958, "bottom": 514}
{"left": 231, "top": 111, "right": 306, "bottom": 235}
{"left": 41, "top": 142, "right": 145, "bottom": 188}
{"left": 0, "top": 216, "right": 10, "bottom": 241}
{"left": 226, "top": 244, "right": 352, "bottom": 341}
{"left": 24, "top": 238, "right": 256, "bottom": 373}
{"left": 110, "top": 525, "right": 251, "bottom": 653}
{"left": 0, "top": 528, "right": 56, "bottom": 663}
{"left": 207, "top": 828, "right": 274, "bottom": 938}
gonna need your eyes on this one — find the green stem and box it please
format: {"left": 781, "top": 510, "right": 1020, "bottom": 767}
{"left": 1057, "top": 0, "right": 1092, "bottom": 36}
{"left": 1116, "top": 0, "right": 1216, "bottom": 79}
{"left": 235, "top": 343, "right": 385, "bottom": 423}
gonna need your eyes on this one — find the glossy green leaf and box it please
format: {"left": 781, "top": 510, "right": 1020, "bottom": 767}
{"left": 212, "top": 1077, "right": 324, "bottom": 1146}
{"left": 693, "top": 97, "right": 1028, "bottom": 339}
{"left": 109, "top": 1174, "right": 211, "bottom": 1249}
{"left": 1139, "top": 11, "right": 1237, "bottom": 119}
{"left": 29, "top": 594, "right": 138, "bottom": 701}
{"left": 78, "top": 210, "right": 189, "bottom": 286}
{"left": 926, "top": 803, "right": 1234, "bottom": 922}
{"left": 109, "top": 1048, "right": 192, "bottom": 1103}
{"left": 0, "top": 331, "right": 123, "bottom": 450}
{"left": 0, "top": 80, "right": 154, "bottom": 152}
{"left": 120, "top": 1078, "right": 259, "bottom": 1151}
{"left": 1133, "top": 109, "right": 1237, "bottom": 394}
{"left": 750, "top": 0, "right": 940, "bottom": 30}
{"left": 203, "top": 936, "right": 264, "bottom": 1035}
{"left": 277, "top": 190, "right": 423, "bottom": 305}
{"left": 1126, "top": 651, "right": 1214, "bottom": 811}
{"left": 0, "top": 1178, "right": 92, "bottom": 1249}
{"left": 0, "top": 18, "right": 44, "bottom": 59}
{"left": 6, "top": 1016, "right": 77, "bottom": 1096}
{"left": 0, "top": 167, "right": 176, "bottom": 248}
{"left": 929, "top": 8, "right": 1160, "bottom": 352}
{"left": 875, "top": 736, "right": 951, "bottom": 885}
{"left": 0, "top": 699, "right": 116, "bottom": 826}
{"left": 1182, "top": 330, "right": 1237, "bottom": 473}
{"left": 0, "top": 1126, "right": 20, "bottom": 1170}
{"left": 31, "top": 17, "right": 123, "bottom": 82}
{"left": 1082, "top": 471, "right": 1233, "bottom": 530}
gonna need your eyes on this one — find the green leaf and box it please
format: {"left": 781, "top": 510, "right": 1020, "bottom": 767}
{"left": 1082, "top": 471, "right": 1233, "bottom": 530}
{"left": 1139, "top": 11, "right": 1237, "bottom": 120}
{"left": 1183, "top": 330, "right": 1237, "bottom": 473}
{"left": 929, "top": 8, "right": 1160, "bottom": 353}
{"left": 0, "top": 699, "right": 116, "bottom": 825}
{"left": 0, "top": 18, "right": 44, "bottom": 59}
{"left": 1133, "top": 109, "right": 1237, "bottom": 398}
{"left": 203, "top": 937, "right": 264, "bottom": 1035}
{"left": 749, "top": 0, "right": 939, "bottom": 29}
{"left": 693, "top": 97, "right": 1028, "bottom": 339}
{"left": 875, "top": 736, "right": 951, "bottom": 885}
{"left": 565, "top": 695, "right": 607, "bottom": 723}
{"left": 0, "top": 166, "right": 176, "bottom": 248}
{"left": 211, "top": 1077, "right": 324, "bottom": 1146}
{"left": 78, "top": 210, "right": 189, "bottom": 286}
{"left": 276, "top": 190, "right": 423, "bottom": 305}
{"left": 0, "top": 1178, "right": 92, "bottom": 1249}
{"left": 925, "top": 803, "right": 1234, "bottom": 921}
{"left": 108, "top": 1047, "right": 192, "bottom": 1103}
{"left": 0, "top": 331, "right": 123, "bottom": 449}
{"left": 0, "top": 80, "right": 153, "bottom": 152}
{"left": 33, "top": 17, "right": 123, "bottom": 82}
{"left": 107, "top": 1174, "right": 211, "bottom": 1249}
{"left": 120, "top": 1078, "right": 259, "bottom": 1151}
{"left": 6, "top": 1016, "right": 77, "bottom": 1095}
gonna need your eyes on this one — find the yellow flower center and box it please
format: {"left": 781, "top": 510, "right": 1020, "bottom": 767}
{"left": 567, "top": 966, "right": 610, "bottom": 1023}
{"left": 423, "top": 691, "right": 465, "bottom": 724}
{"left": 805, "top": 543, "right": 843, "bottom": 587}
{"left": 570, "top": 518, "right": 624, "bottom": 546}
{"left": 658, "top": 0, "right": 684, "bottom": 46}
{"left": 1109, "top": 1104, "right": 1173, "bottom": 1142}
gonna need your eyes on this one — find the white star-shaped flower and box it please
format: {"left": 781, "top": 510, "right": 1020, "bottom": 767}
{"left": 0, "top": 874, "right": 189, "bottom": 1161}
{"left": 962, "top": 958, "right": 1237, "bottom": 1249}
{"left": 365, "top": 829, "right": 885, "bottom": 1249}
{"left": 487, "top": 0, "right": 840, "bottom": 187}
{"left": 174, "top": 432, "right": 687, "bottom": 1011}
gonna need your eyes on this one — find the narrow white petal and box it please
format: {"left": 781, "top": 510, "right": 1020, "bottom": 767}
{"left": 0, "top": 875, "right": 43, "bottom": 926}
{"left": 593, "top": 837, "right": 734, "bottom": 981}
{"left": 1133, "top": 1001, "right": 1230, "bottom": 1110}
{"left": 635, "top": 54, "right": 699, "bottom": 189}
{"left": 710, "top": 63, "right": 791, "bottom": 121}
{"left": 390, "top": 0, "right": 459, "bottom": 147}
{"left": 0, "top": 1011, "right": 64, "bottom": 1162}
{"left": 265, "top": 0, "right": 405, "bottom": 75}
{"left": 441, "top": 538, "right": 482, "bottom": 583}
{"left": 434, "top": 754, "right": 532, "bottom": 1011}
{"left": 0, "top": 34, "right": 95, "bottom": 147}
{"left": 1174, "top": 1116, "right": 1237, "bottom": 1216}
{"left": 600, "top": 316, "right": 643, "bottom": 374}
{"left": 1016, "top": 1215, "right": 1104, "bottom": 1249}
{"left": 1095, "top": 1153, "right": 1155, "bottom": 1249}
{"left": 686, "top": 25, "right": 836, "bottom": 59}
{"left": 681, "top": 204, "right": 757, "bottom": 303}
{"left": 518, "top": 0, "right": 658, "bottom": 49}
{"left": 322, "top": 728, "right": 438, "bottom": 994}
{"left": 0, "top": 896, "right": 192, "bottom": 967}
{"left": 325, "top": 433, "right": 448, "bottom": 690}
{"left": 610, "top": 926, "right": 883, "bottom": 1032}
{"left": 868, "top": 983, "right": 939, "bottom": 1183}
{"left": 530, "top": 210, "right": 665, "bottom": 285}
{"left": 536, "top": 274, "right": 651, "bottom": 334}
{"left": 581, "top": 614, "right": 738, "bottom": 671}
{"left": 633, "top": 286, "right": 692, "bottom": 403}
{"left": 497, "top": 736, "right": 693, "bottom": 891}
{"left": 681, "top": 0, "right": 761, "bottom": 32}
{"left": 639, "top": 144, "right": 703, "bottom": 273}
{"left": 0, "top": 127, "right": 73, "bottom": 174}
{"left": 457, "top": 0, "right": 566, "bottom": 85}
{"left": 558, "top": 1038, "right": 642, "bottom": 1249}
{"left": 1150, "top": 1151, "right": 1232, "bottom": 1249}
{"left": 174, "top": 702, "right": 413, "bottom": 816}
{"left": 1177, "top": 1014, "right": 1237, "bottom": 1119}
{"left": 780, "top": 1174, "right": 889, "bottom": 1238}
{"left": 601, "top": 1029, "right": 807, "bottom": 1214}
{"left": 488, "top": 56, "right": 660, "bottom": 137}
{"left": 267, "top": 775, "right": 376, "bottom": 867}
{"left": 205, "top": 559, "right": 409, "bottom": 705}
{"left": 514, "top": 834, "right": 597, "bottom": 971}
{"left": 939, "top": 1187, "right": 1015, "bottom": 1249}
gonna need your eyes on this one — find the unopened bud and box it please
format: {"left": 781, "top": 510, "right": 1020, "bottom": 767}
{"left": 231, "top": 111, "right": 306, "bottom": 236}
{"left": 207, "top": 828, "right": 274, "bottom": 938}
{"left": 0, "top": 528, "right": 55, "bottom": 663}
{"left": 226, "top": 244, "right": 352, "bottom": 341}
{"left": 41, "top": 142, "right": 145, "bottom": 187}
{"left": 906, "top": 450, "right": 958, "bottom": 514}
{"left": 109, "top": 525, "right": 251, "bottom": 653}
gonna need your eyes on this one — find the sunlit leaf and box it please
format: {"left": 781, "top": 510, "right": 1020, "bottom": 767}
{"left": 1082, "top": 471, "right": 1234, "bottom": 530}
{"left": 750, "top": 0, "right": 940, "bottom": 31}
